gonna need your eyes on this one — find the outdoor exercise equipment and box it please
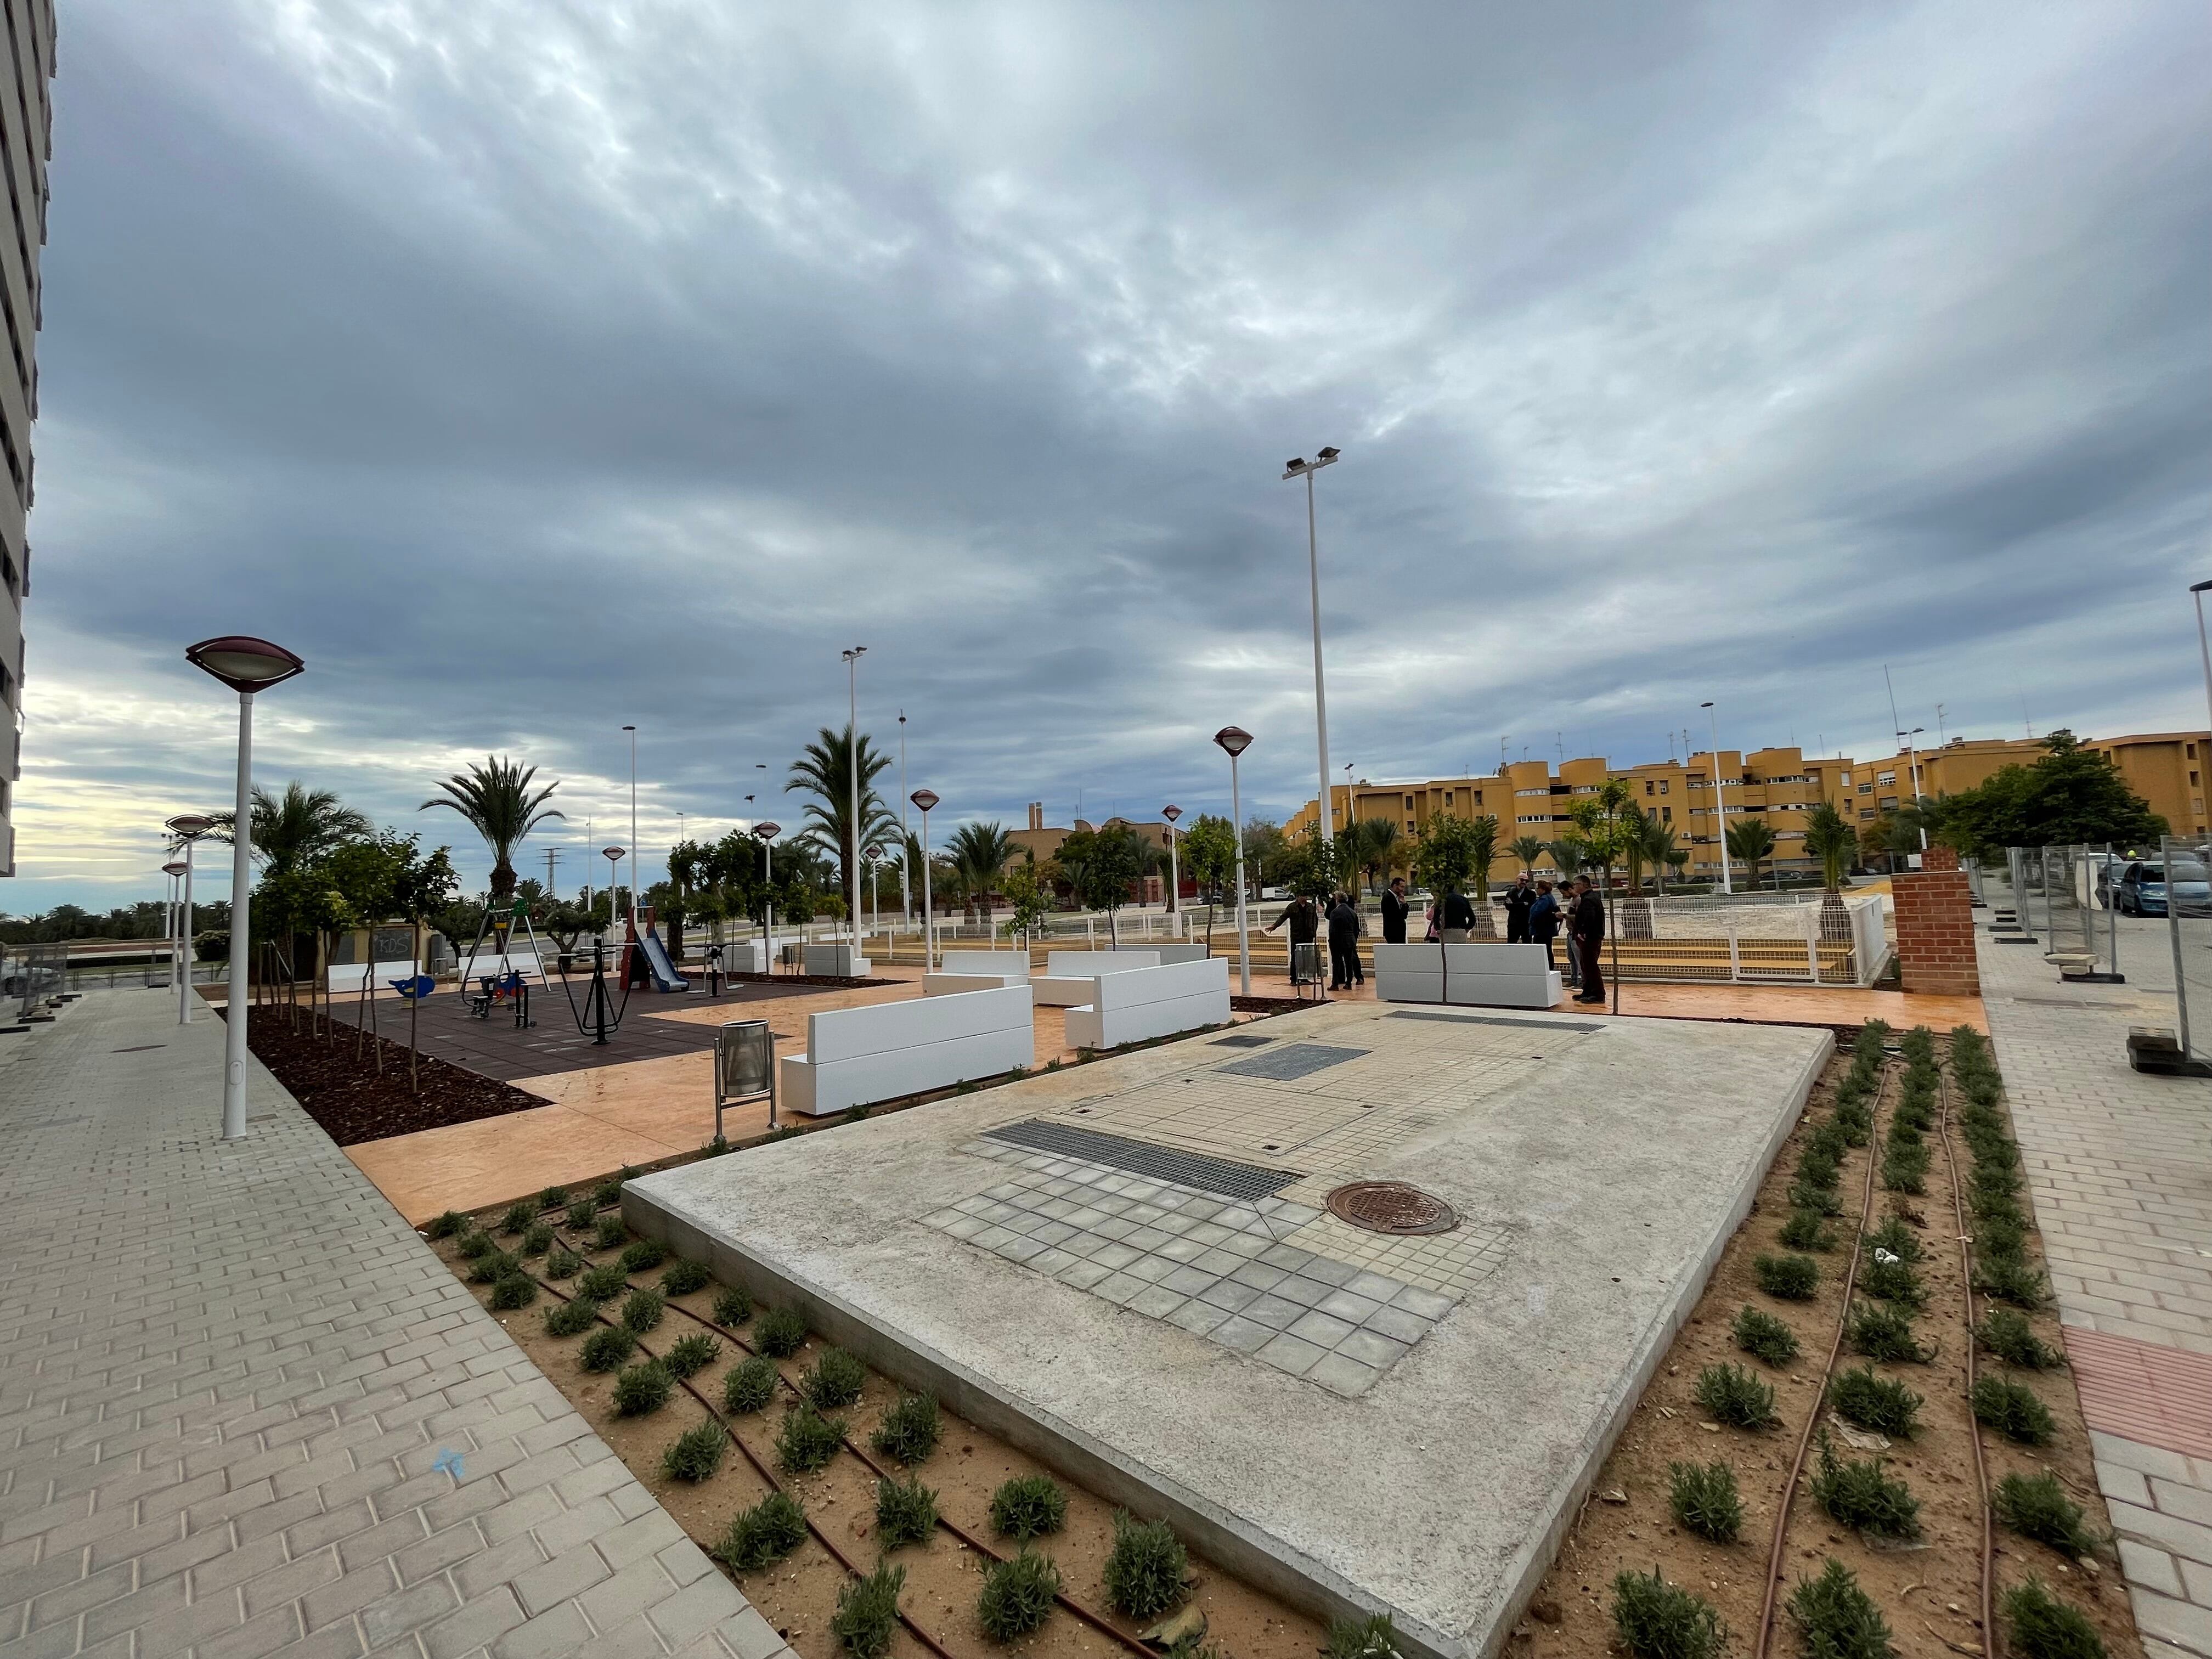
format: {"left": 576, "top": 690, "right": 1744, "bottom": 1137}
{"left": 701, "top": 943, "right": 725, "bottom": 998}
{"left": 468, "top": 969, "right": 531, "bottom": 1028}
{"left": 555, "top": 939, "right": 632, "bottom": 1046}
{"left": 713, "top": 1018, "right": 776, "bottom": 1141}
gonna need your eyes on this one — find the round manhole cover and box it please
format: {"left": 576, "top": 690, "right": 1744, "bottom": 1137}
{"left": 1325, "top": 1181, "right": 1458, "bottom": 1236}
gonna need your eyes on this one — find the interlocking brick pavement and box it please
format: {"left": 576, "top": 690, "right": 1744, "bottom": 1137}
{"left": 0, "top": 990, "right": 792, "bottom": 1659}
{"left": 1978, "top": 895, "right": 2212, "bottom": 1656}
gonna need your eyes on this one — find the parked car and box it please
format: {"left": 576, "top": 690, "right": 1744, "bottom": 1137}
{"left": 2104, "top": 857, "right": 2212, "bottom": 918}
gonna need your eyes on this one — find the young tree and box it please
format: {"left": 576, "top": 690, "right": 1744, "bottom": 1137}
{"left": 1803, "top": 803, "right": 1858, "bottom": 942}
{"left": 390, "top": 843, "right": 461, "bottom": 1093}
{"left": 997, "top": 857, "right": 1053, "bottom": 952}
{"left": 1056, "top": 827, "right": 1146, "bottom": 946}
{"left": 1508, "top": 834, "right": 1548, "bottom": 877}
{"left": 1927, "top": 730, "right": 2168, "bottom": 857}
{"left": 1178, "top": 815, "right": 1239, "bottom": 950}
{"left": 785, "top": 725, "right": 899, "bottom": 924}
{"left": 1726, "top": 816, "right": 1778, "bottom": 889}
{"left": 210, "top": 781, "right": 371, "bottom": 878}
{"left": 946, "top": 822, "right": 1016, "bottom": 923}
{"left": 420, "top": 757, "right": 563, "bottom": 901}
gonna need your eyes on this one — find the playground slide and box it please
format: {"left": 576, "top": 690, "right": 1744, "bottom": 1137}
{"left": 637, "top": 926, "right": 692, "bottom": 993}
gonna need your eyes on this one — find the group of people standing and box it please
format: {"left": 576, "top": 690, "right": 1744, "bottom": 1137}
{"left": 1267, "top": 871, "right": 1611, "bottom": 1007}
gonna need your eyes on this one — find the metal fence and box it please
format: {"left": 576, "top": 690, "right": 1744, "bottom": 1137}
{"left": 9, "top": 944, "right": 64, "bottom": 1022}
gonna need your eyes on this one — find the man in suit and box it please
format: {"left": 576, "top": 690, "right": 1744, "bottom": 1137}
{"left": 1504, "top": 873, "right": 1536, "bottom": 943}
{"left": 1326, "top": 892, "right": 1362, "bottom": 990}
{"left": 1570, "top": 875, "right": 1607, "bottom": 1006}
{"left": 1381, "top": 876, "right": 1410, "bottom": 944}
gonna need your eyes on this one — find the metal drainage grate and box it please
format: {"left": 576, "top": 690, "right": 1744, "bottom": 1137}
{"left": 1327, "top": 1181, "right": 1459, "bottom": 1235}
{"left": 1209, "top": 1033, "right": 1274, "bottom": 1048}
{"left": 1215, "top": 1042, "right": 1369, "bottom": 1081}
{"left": 982, "top": 1119, "right": 1304, "bottom": 1201}
{"left": 1385, "top": 1010, "right": 1604, "bottom": 1035}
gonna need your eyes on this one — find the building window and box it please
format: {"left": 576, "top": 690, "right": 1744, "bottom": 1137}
{"left": 2191, "top": 744, "right": 2199, "bottom": 760}
{"left": 1404, "top": 794, "right": 1413, "bottom": 809}
{"left": 1658, "top": 780, "right": 1668, "bottom": 795}
{"left": 1406, "top": 820, "right": 1415, "bottom": 831}
{"left": 1858, "top": 784, "right": 1872, "bottom": 795}
{"left": 2192, "top": 771, "right": 2200, "bottom": 787}
{"left": 1644, "top": 781, "right": 1653, "bottom": 796}
{"left": 1860, "top": 809, "right": 1875, "bottom": 820}
{"left": 1877, "top": 771, "right": 1896, "bottom": 786}
{"left": 1878, "top": 797, "right": 1898, "bottom": 811}
{"left": 1472, "top": 791, "right": 1482, "bottom": 805}
{"left": 1661, "top": 806, "right": 1671, "bottom": 823}
{"left": 1444, "top": 791, "right": 1453, "bottom": 806}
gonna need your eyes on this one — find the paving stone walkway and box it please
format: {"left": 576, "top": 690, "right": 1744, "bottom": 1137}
{"left": 0, "top": 990, "right": 791, "bottom": 1659}
{"left": 1977, "top": 892, "right": 2212, "bottom": 1657}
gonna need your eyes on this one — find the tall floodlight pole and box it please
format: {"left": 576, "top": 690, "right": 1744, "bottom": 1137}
{"left": 1163, "top": 805, "right": 1182, "bottom": 922}
{"left": 1282, "top": 448, "right": 1340, "bottom": 842}
{"left": 1898, "top": 727, "right": 1928, "bottom": 851}
{"left": 2192, "top": 581, "right": 2212, "bottom": 743}
{"left": 162, "top": 860, "right": 187, "bottom": 999}
{"left": 623, "top": 726, "right": 638, "bottom": 928}
{"left": 165, "top": 814, "right": 213, "bottom": 1023}
{"left": 911, "top": 790, "right": 939, "bottom": 970}
{"left": 186, "top": 636, "right": 306, "bottom": 1141}
{"left": 1214, "top": 727, "right": 1254, "bottom": 997}
{"left": 843, "top": 648, "right": 867, "bottom": 947}
{"left": 898, "top": 712, "right": 911, "bottom": 929}
{"left": 1701, "top": 702, "right": 1734, "bottom": 894}
{"left": 751, "top": 823, "right": 779, "bottom": 969}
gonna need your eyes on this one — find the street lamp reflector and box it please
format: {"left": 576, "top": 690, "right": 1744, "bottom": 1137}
{"left": 602, "top": 847, "right": 625, "bottom": 861}
{"left": 910, "top": 788, "right": 939, "bottom": 813}
{"left": 752, "top": 822, "right": 780, "bottom": 841}
{"left": 1162, "top": 804, "right": 1182, "bottom": 822}
{"left": 185, "top": 636, "right": 305, "bottom": 693}
{"left": 166, "top": 814, "right": 215, "bottom": 837}
{"left": 162, "top": 861, "right": 187, "bottom": 877}
{"left": 1213, "top": 726, "right": 1253, "bottom": 758}
{"left": 1316, "top": 446, "right": 1340, "bottom": 461}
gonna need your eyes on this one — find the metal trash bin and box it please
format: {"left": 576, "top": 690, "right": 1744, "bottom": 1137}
{"left": 714, "top": 1018, "right": 776, "bottom": 1138}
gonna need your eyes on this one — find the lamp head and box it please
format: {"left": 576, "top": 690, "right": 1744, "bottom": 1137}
{"left": 910, "top": 788, "right": 939, "bottom": 814}
{"left": 602, "top": 847, "right": 624, "bottom": 862}
{"left": 165, "top": 814, "right": 214, "bottom": 838}
{"left": 162, "top": 861, "right": 188, "bottom": 877}
{"left": 843, "top": 645, "right": 868, "bottom": 663}
{"left": 752, "top": 821, "right": 780, "bottom": 842}
{"left": 1316, "top": 445, "right": 1340, "bottom": 461}
{"left": 184, "top": 635, "right": 304, "bottom": 694}
{"left": 2193, "top": 580, "right": 2212, "bottom": 594}
{"left": 1700, "top": 701, "right": 1714, "bottom": 710}
{"left": 1162, "top": 804, "right": 1182, "bottom": 823}
{"left": 1284, "top": 457, "right": 1307, "bottom": 475}
{"left": 1213, "top": 725, "right": 1253, "bottom": 759}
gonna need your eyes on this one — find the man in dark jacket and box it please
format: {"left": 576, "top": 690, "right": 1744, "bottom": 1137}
{"left": 1503, "top": 873, "right": 1536, "bottom": 943}
{"left": 1326, "top": 893, "right": 1362, "bottom": 990}
{"left": 1527, "top": 879, "right": 1561, "bottom": 970}
{"left": 1570, "top": 876, "right": 1606, "bottom": 1005}
{"left": 1266, "top": 894, "right": 1319, "bottom": 985}
{"left": 1381, "top": 877, "right": 1410, "bottom": 944}
{"left": 1437, "top": 885, "right": 1475, "bottom": 940}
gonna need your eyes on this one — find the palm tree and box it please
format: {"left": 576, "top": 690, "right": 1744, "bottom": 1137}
{"left": 420, "top": 757, "right": 564, "bottom": 901}
{"left": 1508, "top": 834, "right": 1547, "bottom": 876}
{"left": 1465, "top": 814, "right": 1500, "bottom": 936}
{"left": 787, "top": 725, "right": 899, "bottom": 920}
{"left": 1725, "top": 816, "right": 1778, "bottom": 890}
{"left": 1545, "top": 835, "right": 1589, "bottom": 883}
{"left": 946, "top": 822, "right": 1015, "bottom": 923}
{"left": 1640, "top": 820, "right": 1681, "bottom": 895}
{"left": 1804, "top": 803, "right": 1859, "bottom": 942}
{"left": 1342, "top": 819, "right": 1401, "bottom": 892}
{"left": 211, "top": 782, "right": 370, "bottom": 877}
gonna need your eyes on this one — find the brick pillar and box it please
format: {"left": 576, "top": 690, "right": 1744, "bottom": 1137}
{"left": 1893, "top": 844, "right": 1979, "bottom": 997}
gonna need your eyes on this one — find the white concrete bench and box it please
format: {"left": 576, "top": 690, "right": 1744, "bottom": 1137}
{"left": 1065, "top": 958, "right": 1231, "bottom": 1051}
{"left": 778, "top": 984, "right": 1034, "bottom": 1116}
{"left": 457, "top": 951, "right": 544, "bottom": 985}
{"left": 1148, "top": 943, "right": 1211, "bottom": 965}
{"left": 328, "top": 960, "right": 419, "bottom": 994}
{"left": 803, "top": 944, "right": 871, "bottom": 978}
{"left": 1032, "top": 950, "right": 1162, "bottom": 1007}
{"left": 1373, "top": 942, "right": 1561, "bottom": 1009}
{"left": 924, "top": 950, "right": 1033, "bottom": 997}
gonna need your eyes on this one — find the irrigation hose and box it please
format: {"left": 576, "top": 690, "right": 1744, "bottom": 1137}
{"left": 1752, "top": 1058, "right": 1891, "bottom": 1659}
{"left": 537, "top": 1219, "right": 1161, "bottom": 1659}
{"left": 1937, "top": 1057, "right": 1997, "bottom": 1652}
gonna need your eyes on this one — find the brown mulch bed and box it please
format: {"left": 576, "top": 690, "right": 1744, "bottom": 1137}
{"left": 721, "top": 969, "right": 896, "bottom": 989}
{"left": 231, "top": 1004, "right": 551, "bottom": 1145}
{"left": 1229, "top": 993, "right": 1312, "bottom": 1014}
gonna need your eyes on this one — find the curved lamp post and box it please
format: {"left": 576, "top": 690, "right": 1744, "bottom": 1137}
{"left": 1162, "top": 804, "right": 1182, "bottom": 927}
{"left": 1282, "top": 449, "right": 1340, "bottom": 842}
{"left": 1700, "top": 701, "right": 1733, "bottom": 894}
{"left": 161, "top": 859, "right": 187, "bottom": 1003}
{"left": 751, "top": 822, "right": 779, "bottom": 970}
{"left": 185, "top": 635, "right": 305, "bottom": 1141}
{"left": 164, "top": 813, "right": 215, "bottom": 1025}
{"left": 842, "top": 647, "right": 868, "bottom": 950}
{"left": 1212, "top": 727, "right": 1253, "bottom": 997}
{"left": 910, "top": 789, "right": 939, "bottom": 971}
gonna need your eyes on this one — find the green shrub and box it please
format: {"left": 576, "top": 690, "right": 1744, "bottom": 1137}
{"left": 1973, "top": 1375, "right": 2056, "bottom": 1444}
{"left": 1805, "top": 1119, "right": 1850, "bottom": 1162}
{"left": 1860, "top": 1254, "right": 1925, "bottom": 1309}
{"left": 870, "top": 1392, "right": 941, "bottom": 1465}
{"left": 1795, "top": 1146, "right": 1842, "bottom": 1190}
{"left": 612, "top": 1361, "right": 673, "bottom": 1416}
{"left": 545, "top": 1248, "right": 584, "bottom": 1280}
{"left": 468, "top": 1250, "right": 518, "bottom": 1284}
{"left": 1829, "top": 1366, "right": 1922, "bottom": 1437}
{"left": 500, "top": 1200, "right": 535, "bottom": 1234}
{"left": 578, "top": 1264, "right": 628, "bottom": 1301}
{"left": 544, "top": 1297, "right": 599, "bottom": 1338}
{"left": 425, "top": 1210, "right": 467, "bottom": 1239}
{"left": 1978, "top": 1255, "right": 2050, "bottom": 1308}
{"left": 1978, "top": 1307, "right": 2063, "bottom": 1369}
{"left": 519, "top": 1223, "right": 553, "bottom": 1258}
{"left": 1786, "top": 1559, "right": 1892, "bottom": 1659}
{"left": 723, "top": 1356, "right": 778, "bottom": 1414}
{"left": 1779, "top": 1209, "right": 1836, "bottom": 1251}
{"left": 977, "top": 1548, "right": 1060, "bottom": 1641}
{"left": 663, "top": 1331, "right": 720, "bottom": 1379}
{"left": 1879, "top": 1144, "right": 1928, "bottom": 1194}
{"left": 621, "top": 1289, "right": 665, "bottom": 1333}
{"left": 565, "top": 1199, "right": 597, "bottom": 1231}
{"left": 1845, "top": 1302, "right": 1932, "bottom": 1364}
{"left": 591, "top": 1214, "right": 628, "bottom": 1251}
{"left": 989, "top": 1474, "right": 1068, "bottom": 1539}
{"left": 713, "top": 1284, "right": 753, "bottom": 1327}
{"left": 488, "top": 1273, "right": 537, "bottom": 1311}
{"left": 1733, "top": 1307, "right": 1801, "bottom": 1367}
{"left": 1832, "top": 1102, "right": 1874, "bottom": 1147}
{"left": 833, "top": 1561, "right": 905, "bottom": 1659}
{"left": 1755, "top": 1253, "right": 1820, "bottom": 1301}
{"left": 757, "top": 1306, "right": 809, "bottom": 1357}
{"left": 592, "top": 1175, "right": 624, "bottom": 1209}
{"left": 1104, "top": 1512, "right": 1187, "bottom": 1619}
{"left": 539, "top": 1184, "right": 568, "bottom": 1211}
{"left": 1995, "top": 1470, "right": 2096, "bottom": 1558}
{"left": 2001, "top": 1576, "right": 2106, "bottom": 1659}
{"left": 1978, "top": 1208, "right": 2029, "bottom": 1257}
{"left": 875, "top": 1474, "right": 938, "bottom": 1549}
{"left": 455, "top": 1230, "right": 496, "bottom": 1260}
{"left": 1693, "top": 1364, "right": 1776, "bottom": 1430}
{"left": 618, "top": 1238, "right": 667, "bottom": 1273}
{"left": 662, "top": 1419, "right": 728, "bottom": 1481}
{"left": 1322, "top": 1615, "right": 1403, "bottom": 1659}
{"left": 1667, "top": 1461, "right": 1743, "bottom": 1543}
{"left": 661, "top": 1259, "right": 711, "bottom": 1295}
{"left": 1866, "top": 1216, "right": 1922, "bottom": 1263}
{"left": 717, "top": 1491, "right": 806, "bottom": 1572}
{"left": 775, "top": 1405, "right": 845, "bottom": 1473}
{"left": 1809, "top": 1431, "right": 1920, "bottom": 1539}
{"left": 579, "top": 1325, "right": 635, "bottom": 1372}
{"left": 1610, "top": 1567, "right": 1726, "bottom": 1659}
{"left": 1788, "top": 1178, "right": 1844, "bottom": 1216}
{"left": 804, "top": 1347, "right": 866, "bottom": 1410}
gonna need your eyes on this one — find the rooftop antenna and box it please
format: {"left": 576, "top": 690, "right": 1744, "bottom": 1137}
{"left": 1936, "top": 703, "right": 1947, "bottom": 746}
{"left": 1882, "top": 664, "right": 1904, "bottom": 748}
{"left": 1555, "top": 731, "right": 1564, "bottom": 765}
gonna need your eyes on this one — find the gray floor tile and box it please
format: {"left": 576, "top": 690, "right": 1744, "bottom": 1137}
{"left": 1090, "top": 1240, "right": 1142, "bottom": 1271}
{"left": 1124, "top": 1205, "right": 1167, "bottom": 1227}
{"left": 1240, "top": 1293, "right": 1304, "bottom": 1330}
{"left": 1345, "top": 1271, "right": 1404, "bottom": 1302}
{"left": 1216, "top": 1233, "right": 1270, "bottom": 1259}
{"left": 1228, "top": 1261, "right": 1289, "bottom": 1292}
{"left": 1363, "top": 1306, "right": 1430, "bottom": 1343}
{"left": 1126, "top": 1255, "right": 1178, "bottom": 1285}
{"left": 1124, "top": 1226, "right": 1170, "bottom": 1251}
{"left": 1156, "top": 1236, "right": 1207, "bottom": 1264}
{"left": 1306, "top": 1353, "right": 1379, "bottom": 1397}
{"left": 1120, "top": 1182, "right": 1165, "bottom": 1203}
{"left": 953, "top": 1195, "right": 991, "bottom": 1215}
{"left": 1094, "top": 1271, "right": 1147, "bottom": 1305}
{"left": 1166, "top": 1300, "right": 1231, "bottom": 1338}
{"left": 1215, "top": 1207, "right": 1263, "bottom": 1232}
{"left": 1301, "top": 1257, "right": 1359, "bottom": 1288}
{"left": 1026, "top": 1247, "right": 1077, "bottom": 1278}
{"left": 1255, "top": 1333, "right": 1327, "bottom": 1377}
{"left": 1064, "top": 1207, "right": 1110, "bottom": 1229}
{"left": 1288, "top": 1310, "right": 1356, "bottom": 1347}
{"left": 1037, "top": 1197, "right": 1079, "bottom": 1219}
{"left": 997, "top": 1235, "right": 1047, "bottom": 1263}
{"left": 1151, "top": 1213, "right": 1196, "bottom": 1237}
{"left": 1336, "top": 1329, "right": 1409, "bottom": 1368}
{"left": 1209, "top": 1315, "right": 1274, "bottom": 1355}
{"left": 1094, "top": 1217, "right": 1138, "bottom": 1241}
{"left": 970, "top": 1226, "right": 1016, "bottom": 1251}
{"left": 1317, "top": 1289, "right": 1381, "bottom": 1324}
{"left": 1196, "top": 1280, "right": 1259, "bottom": 1314}
{"left": 1274, "top": 1274, "right": 1333, "bottom": 1306}
{"left": 1057, "top": 1260, "right": 1113, "bottom": 1291}
{"left": 1162, "top": 1264, "right": 1217, "bottom": 1296}
{"left": 1185, "top": 1222, "right": 1234, "bottom": 1248}
{"left": 1259, "top": 1243, "right": 1317, "bottom": 1272}
{"left": 1127, "top": 1285, "right": 1186, "bottom": 1319}
{"left": 1178, "top": 1198, "right": 1225, "bottom": 1222}
{"left": 1391, "top": 1286, "right": 1455, "bottom": 1321}
{"left": 943, "top": 1216, "right": 987, "bottom": 1240}
{"left": 1029, "top": 1221, "right": 1077, "bottom": 1247}
{"left": 1277, "top": 1204, "right": 1324, "bottom": 1227}
{"left": 1059, "top": 1231, "right": 1113, "bottom": 1260}
{"left": 1194, "top": 1248, "right": 1246, "bottom": 1276}
{"left": 1092, "top": 1194, "right": 1135, "bottom": 1215}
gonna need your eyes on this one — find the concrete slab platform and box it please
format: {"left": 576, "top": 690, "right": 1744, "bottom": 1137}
{"left": 622, "top": 1001, "right": 1831, "bottom": 1659}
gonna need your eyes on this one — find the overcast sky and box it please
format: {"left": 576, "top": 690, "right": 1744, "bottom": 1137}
{"left": 15, "top": 1, "right": 2212, "bottom": 910}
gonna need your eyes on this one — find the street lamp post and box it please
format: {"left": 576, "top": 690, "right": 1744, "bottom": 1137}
{"left": 162, "top": 860, "right": 187, "bottom": 998}
{"left": 1282, "top": 448, "right": 1340, "bottom": 842}
{"left": 165, "top": 814, "right": 213, "bottom": 1023}
{"left": 751, "top": 823, "right": 780, "bottom": 970}
{"left": 185, "top": 635, "right": 306, "bottom": 1141}
{"left": 1214, "top": 727, "right": 1253, "bottom": 997}
{"left": 1162, "top": 805, "right": 1182, "bottom": 929}
{"left": 2191, "top": 581, "right": 2212, "bottom": 743}
{"left": 622, "top": 726, "right": 637, "bottom": 929}
{"left": 1897, "top": 727, "right": 1928, "bottom": 852}
{"left": 898, "top": 712, "right": 911, "bottom": 930}
{"left": 1701, "top": 701, "right": 1734, "bottom": 895}
{"left": 843, "top": 647, "right": 867, "bottom": 951}
{"left": 911, "top": 789, "right": 939, "bottom": 970}
{"left": 603, "top": 847, "right": 625, "bottom": 936}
